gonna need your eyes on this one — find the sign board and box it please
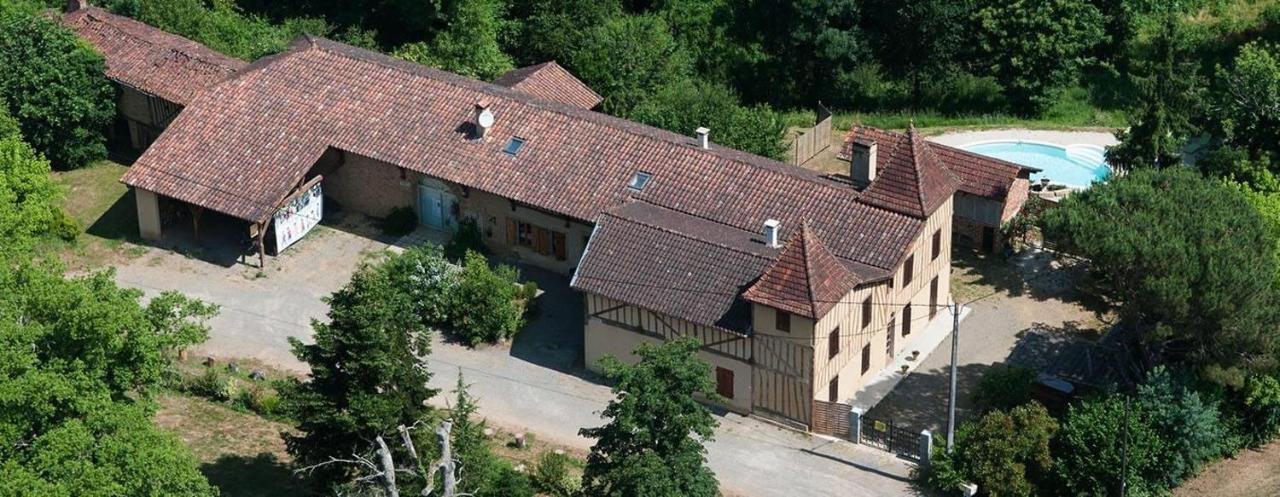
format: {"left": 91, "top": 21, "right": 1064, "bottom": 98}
{"left": 273, "top": 183, "right": 322, "bottom": 252}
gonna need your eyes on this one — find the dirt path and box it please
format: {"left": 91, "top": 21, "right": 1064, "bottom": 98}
{"left": 1176, "top": 441, "right": 1280, "bottom": 497}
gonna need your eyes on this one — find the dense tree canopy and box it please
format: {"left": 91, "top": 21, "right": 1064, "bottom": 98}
{"left": 580, "top": 339, "right": 719, "bottom": 497}
{"left": 1055, "top": 395, "right": 1164, "bottom": 497}
{"left": 0, "top": 6, "right": 114, "bottom": 169}
{"left": 949, "top": 403, "right": 1058, "bottom": 497}
{"left": 1042, "top": 168, "right": 1280, "bottom": 373}
{"left": 392, "top": 0, "right": 514, "bottom": 80}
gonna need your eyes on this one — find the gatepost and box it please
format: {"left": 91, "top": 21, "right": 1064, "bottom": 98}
{"left": 919, "top": 429, "right": 933, "bottom": 468}
{"left": 849, "top": 407, "right": 864, "bottom": 444}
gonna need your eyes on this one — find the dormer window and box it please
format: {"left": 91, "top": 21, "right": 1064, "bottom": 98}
{"left": 627, "top": 171, "right": 652, "bottom": 191}
{"left": 503, "top": 137, "right": 525, "bottom": 156}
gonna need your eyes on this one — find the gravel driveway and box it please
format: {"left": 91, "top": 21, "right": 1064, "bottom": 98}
{"left": 114, "top": 224, "right": 915, "bottom": 497}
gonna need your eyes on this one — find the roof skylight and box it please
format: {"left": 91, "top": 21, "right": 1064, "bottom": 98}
{"left": 628, "top": 171, "right": 652, "bottom": 191}
{"left": 503, "top": 137, "right": 525, "bottom": 156}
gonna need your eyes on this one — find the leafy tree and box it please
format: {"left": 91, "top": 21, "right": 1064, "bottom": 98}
{"left": 723, "top": 0, "right": 870, "bottom": 107}
{"left": 1136, "top": 367, "right": 1229, "bottom": 486}
{"left": 580, "top": 339, "right": 719, "bottom": 497}
{"left": 629, "top": 79, "right": 787, "bottom": 160}
{"left": 447, "top": 373, "right": 534, "bottom": 497}
{"left": 0, "top": 262, "right": 217, "bottom": 497}
{"left": 1107, "top": 13, "right": 1201, "bottom": 171}
{"left": 949, "top": 402, "right": 1058, "bottom": 497}
{"left": 566, "top": 14, "right": 692, "bottom": 116}
{"left": 392, "top": 0, "right": 515, "bottom": 80}
{"left": 380, "top": 244, "right": 459, "bottom": 328}
{"left": 448, "top": 251, "right": 524, "bottom": 346}
{"left": 862, "top": 0, "right": 971, "bottom": 101}
{"left": 1055, "top": 395, "right": 1163, "bottom": 496}
{"left": 284, "top": 256, "right": 438, "bottom": 488}
{"left": 972, "top": 0, "right": 1106, "bottom": 113}
{"left": 1041, "top": 168, "right": 1280, "bottom": 372}
{"left": 1238, "top": 373, "right": 1280, "bottom": 445}
{"left": 135, "top": 0, "right": 333, "bottom": 61}
{"left": 0, "top": 133, "right": 62, "bottom": 256}
{"left": 0, "top": 8, "right": 114, "bottom": 169}
{"left": 1210, "top": 42, "right": 1280, "bottom": 157}
{"left": 506, "top": 0, "right": 623, "bottom": 66}
{"left": 972, "top": 365, "right": 1037, "bottom": 413}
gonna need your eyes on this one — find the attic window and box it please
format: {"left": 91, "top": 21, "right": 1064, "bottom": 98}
{"left": 627, "top": 171, "right": 652, "bottom": 191}
{"left": 503, "top": 137, "right": 526, "bottom": 156}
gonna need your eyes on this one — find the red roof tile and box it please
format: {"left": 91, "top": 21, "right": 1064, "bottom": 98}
{"left": 742, "top": 223, "right": 859, "bottom": 318}
{"left": 494, "top": 61, "right": 602, "bottom": 109}
{"left": 855, "top": 125, "right": 962, "bottom": 218}
{"left": 63, "top": 7, "right": 245, "bottom": 105}
{"left": 840, "top": 126, "right": 1030, "bottom": 202}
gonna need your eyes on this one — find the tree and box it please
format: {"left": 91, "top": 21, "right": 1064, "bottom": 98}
{"left": 972, "top": 0, "right": 1106, "bottom": 113}
{"left": 0, "top": 9, "right": 114, "bottom": 169}
{"left": 565, "top": 14, "right": 692, "bottom": 116}
{"left": 1106, "top": 13, "right": 1200, "bottom": 171}
{"left": 1136, "top": 367, "right": 1229, "bottom": 486}
{"left": 862, "top": 0, "right": 971, "bottom": 101}
{"left": 392, "top": 0, "right": 515, "bottom": 81}
{"left": 135, "top": 0, "right": 336, "bottom": 61}
{"left": 505, "top": 0, "right": 623, "bottom": 66}
{"left": 284, "top": 257, "right": 438, "bottom": 488}
{"left": 1055, "top": 394, "right": 1163, "bottom": 496}
{"left": 949, "top": 402, "right": 1058, "bottom": 497}
{"left": 1041, "top": 168, "right": 1280, "bottom": 373}
{"left": 447, "top": 373, "right": 534, "bottom": 497}
{"left": 448, "top": 251, "right": 524, "bottom": 346}
{"left": 0, "top": 262, "right": 217, "bottom": 497}
{"left": 580, "top": 339, "right": 719, "bottom": 497}
{"left": 0, "top": 132, "right": 63, "bottom": 256}
{"left": 629, "top": 79, "right": 787, "bottom": 160}
{"left": 1210, "top": 42, "right": 1280, "bottom": 157}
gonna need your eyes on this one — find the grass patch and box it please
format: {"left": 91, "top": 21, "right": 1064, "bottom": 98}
{"left": 154, "top": 393, "right": 307, "bottom": 497}
{"left": 47, "top": 160, "right": 146, "bottom": 270}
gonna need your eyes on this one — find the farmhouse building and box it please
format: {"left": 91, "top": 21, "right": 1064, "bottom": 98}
{"left": 67, "top": 6, "right": 1030, "bottom": 429}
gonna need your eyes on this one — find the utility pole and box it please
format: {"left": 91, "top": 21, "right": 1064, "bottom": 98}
{"left": 946, "top": 301, "right": 960, "bottom": 453}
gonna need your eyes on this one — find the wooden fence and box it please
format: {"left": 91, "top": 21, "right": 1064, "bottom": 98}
{"left": 789, "top": 103, "right": 833, "bottom": 166}
{"left": 810, "top": 399, "right": 852, "bottom": 439}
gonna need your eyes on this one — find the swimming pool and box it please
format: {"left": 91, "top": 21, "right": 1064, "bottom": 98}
{"left": 962, "top": 140, "right": 1111, "bottom": 188}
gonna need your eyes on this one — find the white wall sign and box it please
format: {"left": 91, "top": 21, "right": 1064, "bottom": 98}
{"left": 274, "top": 183, "right": 322, "bottom": 252}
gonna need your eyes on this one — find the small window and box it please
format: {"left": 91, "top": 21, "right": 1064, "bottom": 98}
{"left": 930, "top": 277, "right": 939, "bottom": 319}
{"left": 716, "top": 367, "right": 734, "bottom": 399}
{"left": 902, "top": 304, "right": 912, "bottom": 336}
{"left": 775, "top": 309, "right": 791, "bottom": 333}
{"left": 932, "top": 229, "right": 942, "bottom": 260}
{"left": 903, "top": 255, "right": 915, "bottom": 286}
{"left": 828, "top": 376, "right": 839, "bottom": 402}
{"left": 503, "top": 137, "right": 526, "bottom": 155}
{"left": 628, "top": 171, "right": 652, "bottom": 191}
{"left": 862, "top": 296, "right": 873, "bottom": 328}
{"left": 828, "top": 327, "right": 840, "bottom": 359}
{"left": 861, "top": 343, "right": 872, "bottom": 374}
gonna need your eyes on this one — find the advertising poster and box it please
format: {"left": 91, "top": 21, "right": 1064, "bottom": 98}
{"left": 274, "top": 183, "right": 322, "bottom": 252}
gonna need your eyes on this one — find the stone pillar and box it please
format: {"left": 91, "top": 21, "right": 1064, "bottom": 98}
{"left": 961, "top": 483, "right": 979, "bottom": 497}
{"left": 849, "top": 407, "right": 864, "bottom": 444}
{"left": 919, "top": 429, "right": 934, "bottom": 468}
{"left": 135, "top": 188, "right": 163, "bottom": 240}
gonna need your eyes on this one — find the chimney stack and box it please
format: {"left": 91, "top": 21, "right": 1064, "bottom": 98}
{"left": 849, "top": 138, "right": 878, "bottom": 185}
{"left": 474, "top": 99, "right": 494, "bottom": 139}
{"left": 66, "top": 0, "right": 89, "bottom": 12}
{"left": 696, "top": 127, "right": 710, "bottom": 149}
{"left": 763, "top": 219, "right": 781, "bottom": 248}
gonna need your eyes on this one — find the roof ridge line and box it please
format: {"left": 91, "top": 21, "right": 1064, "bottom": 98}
{"left": 606, "top": 204, "right": 774, "bottom": 262}
{"left": 79, "top": 8, "right": 243, "bottom": 66}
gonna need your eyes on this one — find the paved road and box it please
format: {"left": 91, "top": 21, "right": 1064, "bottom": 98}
{"left": 114, "top": 226, "right": 915, "bottom": 497}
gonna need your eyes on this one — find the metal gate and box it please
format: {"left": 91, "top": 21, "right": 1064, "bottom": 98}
{"left": 861, "top": 416, "right": 921, "bottom": 461}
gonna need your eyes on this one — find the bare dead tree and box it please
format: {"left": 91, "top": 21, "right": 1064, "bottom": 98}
{"left": 296, "top": 421, "right": 468, "bottom": 497}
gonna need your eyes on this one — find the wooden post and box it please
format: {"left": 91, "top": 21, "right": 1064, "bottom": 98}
{"left": 188, "top": 205, "right": 204, "bottom": 242}
{"left": 256, "top": 221, "right": 266, "bottom": 269}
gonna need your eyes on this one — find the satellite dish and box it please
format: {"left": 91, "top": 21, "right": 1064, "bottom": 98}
{"left": 477, "top": 109, "right": 495, "bottom": 129}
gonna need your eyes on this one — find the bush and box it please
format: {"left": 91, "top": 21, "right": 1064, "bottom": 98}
{"left": 243, "top": 385, "right": 283, "bottom": 417}
{"left": 973, "top": 365, "right": 1037, "bottom": 413}
{"left": 379, "top": 206, "right": 417, "bottom": 236}
{"left": 1238, "top": 373, "right": 1280, "bottom": 445}
{"left": 1136, "top": 367, "right": 1230, "bottom": 486}
{"left": 1055, "top": 395, "right": 1164, "bottom": 496}
{"left": 184, "top": 367, "right": 231, "bottom": 400}
{"left": 948, "top": 403, "right": 1058, "bottom": 497}
{"left": 444, "top": 218, "right": 487, "bottom": 262}
{"left": 379, "top": 243, "right": 459, "bottom": 327}
{"left": 533, "top": 451, "right": 581, "bottom": 497}
{"left": 50, "top": 209, "right": 80, "bottom": 241}
{"left": 449, "top": 251, "right": 525, "bottom": 345}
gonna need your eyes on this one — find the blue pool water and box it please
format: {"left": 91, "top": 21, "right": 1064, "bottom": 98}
{"left": 962, "top": 141, "right": 1111, "bottom": 187}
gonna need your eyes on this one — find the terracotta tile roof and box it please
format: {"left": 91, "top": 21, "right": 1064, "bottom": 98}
{"left": 742, "top": 223, "right": 859, "bottom": 318}
{"left": 571, "top": 202, "right": 776, "bottom": 332}
{"left": 494, "top": 61, "right": 602, "bottom": 109}
{"left": 854, "top": 125, "right": 962, "bottom": 218}
{"left": 840, "top": 126, "right": 1032, "bottom": 202}
{"left": 63, "top": 7, "right": 245, "bottom": 105}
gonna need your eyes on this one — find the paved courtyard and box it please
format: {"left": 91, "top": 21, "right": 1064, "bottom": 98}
{"left": 112, "top": 220, "right": 916, "bottom": 497}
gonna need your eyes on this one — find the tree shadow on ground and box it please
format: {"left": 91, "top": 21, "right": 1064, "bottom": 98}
{"left": 954, "top": 249, "right": 1112, "bottom": 318}
{"left": 202, "top": 452, "right": 311, "bottom": 497}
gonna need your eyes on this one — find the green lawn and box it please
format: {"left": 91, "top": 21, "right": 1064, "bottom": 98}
{"left": 47, "top": 160, "right": 146, "bottom": 270}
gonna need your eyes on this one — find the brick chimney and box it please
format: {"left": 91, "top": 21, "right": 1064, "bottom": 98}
{"left": 66, "top": 0, "right": 90, "bottom": 12}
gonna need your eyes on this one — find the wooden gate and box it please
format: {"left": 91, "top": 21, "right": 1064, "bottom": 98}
{"left": 752, "top": 334, "right": 813, "bottom": 426}
{"left": 811, "top": 399, "right": 851, "bottom": 438}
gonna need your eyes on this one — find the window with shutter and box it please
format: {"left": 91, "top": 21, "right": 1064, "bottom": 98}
{"left": 775, "top": 309, "right": 791, "bottom": 332}
{"left": 902, "top": 304, "right": 912, "bottom": 336}
{"left": 553, "top": 232, "right": 566, "bottom": 260}
{"left": 861, "top": 343, "right": 871, "bottom": 374}
{"left": 862, "top": 296, "right": 873, "bottom": 328}
{"left": 828, "top": 327, "right": 840, "bottom": 359}
{"left": 506, "top": 218, "right": 516, "bottom": 246}
{"left": 715, "top": 367, "right": 734, "bottom": 399}
{"left": 932, "top": 229, "right": 942, "bottom": 260}
{"left": 828, "top": 376, "right": 839, "bottom": 402}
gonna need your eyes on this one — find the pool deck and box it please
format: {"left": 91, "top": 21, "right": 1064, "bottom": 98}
{"left": 927, "top": 129, "right": 1118, "bottom": 149}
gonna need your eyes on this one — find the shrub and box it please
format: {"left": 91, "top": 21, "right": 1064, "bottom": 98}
{"left": 379, "top": 206, "right": 417, "bottom": 236}
{"left": 973, "top": 365, "right": 1037, "bottom": 413}
{"left": 532, "top": 451, "right": 581, "bottom": 497}
{"left": 185, "top": 367, "right": 230, "bottom": 400}
{"left": 948, "top": 403, "right": 1058, "bottom": 497}
{"left": 50, "top": 209, "right": 80, "bottom": 241}
{"left": 1136, "top": 367, "right": 1230, "bottom": 486}
{"left": 244, "top": 385, "right": 283, "bottom": 417}
{"left": 449, "top": 251, "right": 524, "bottom": 345}
{"left": 1238, "top": 373, "right": 1280, "bottom": 445}
{"left": 1055, "top": 394, "right": 1164, "bottom": 496}
{"left": 379, "top": 243, "right": 459, "bottom": 327}
{"left": 444, "top": 218, "right": 487, "bottom": 262}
